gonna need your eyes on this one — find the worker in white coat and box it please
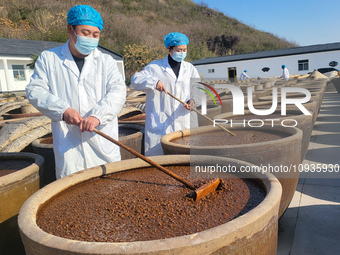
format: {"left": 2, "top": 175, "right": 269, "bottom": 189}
{"left": 281, "top": 65, "right": 290, "bottom": 81}
{"left": 130, "top": 32, "right": 201, "bottom": 156}
{"left": 26, "top": 5, "right": 126, "bottom": 179}
{"left": 240, "top": 70, "right": 250, "bottom": 81}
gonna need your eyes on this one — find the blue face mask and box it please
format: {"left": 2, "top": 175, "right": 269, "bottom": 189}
{"left": 72, "top": 29, "right": 99, "bottom": 55}
{"left": 172, "top": 51, "right": 187, "bottom": 62}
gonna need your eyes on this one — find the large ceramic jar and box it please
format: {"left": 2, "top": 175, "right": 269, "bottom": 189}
{"left": 119, "top": 123, "right": 145, "bottom": 159}
{"left": 0, "top": 152, "right": 43, "bottom": 255}
{"left": 18, "top": 155, "right": 282, "bottom": 255}
{"left": 161, "top": 125, "right": 302, "bottom": 218}
{"left": 213, "top": 109, "right": 313, "bottom": 161}
{"left": 0, "top": 152, "right": 43, "bottom": 223}
{"left": 32, "top": 135, "right": 55, "bottom": 187}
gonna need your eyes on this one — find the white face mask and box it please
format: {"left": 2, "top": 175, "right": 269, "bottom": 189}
{"left": 72, "top": 28, "right": 99, "bottom": 55}
{"left": 172, "top": 51, "right": 187, "bottom": 62}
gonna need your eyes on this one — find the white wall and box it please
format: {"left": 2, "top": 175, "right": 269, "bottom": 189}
{"left": 116, "top": 60, "right": 126, "bottom": 82}
{"left": 0, "top": 60, "right": 6, "bottom": 92}
{"left": 195, "top": 50, "right": 340, "bottom": 80}
{"left": 0, "top": 57, "right": 33, "bottom": 92}
{"left": 1, "top": 57, "right": 126, "bottom": 92}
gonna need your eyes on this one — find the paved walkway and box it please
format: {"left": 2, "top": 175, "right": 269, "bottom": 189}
{"left": 277, "top": 84, "right": 340, "bottom": 255}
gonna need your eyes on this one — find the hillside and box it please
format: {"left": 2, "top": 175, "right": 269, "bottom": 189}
{"left": 0, "top": 0, "right": 296, "bottom": 80}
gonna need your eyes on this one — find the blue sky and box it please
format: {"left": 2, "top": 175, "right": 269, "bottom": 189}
{"left": 192, "top": 0, "right": 340, "bottom": 46}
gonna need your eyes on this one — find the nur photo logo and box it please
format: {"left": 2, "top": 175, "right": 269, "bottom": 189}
{"left": 197, "top": 83, "right": 312, "bottom": 127}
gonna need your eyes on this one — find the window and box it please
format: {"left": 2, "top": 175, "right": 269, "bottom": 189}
{"left": 12, "top": 65, "right": 26, "bottom": 81}
{"left": 208, "top": 69, "right": 215, "bottom": 73}
{"left": 298, "top": 60, "right": 309, "bottom": 71}
{"left": 329, "top": 61, "right": 338, "bottom": 67}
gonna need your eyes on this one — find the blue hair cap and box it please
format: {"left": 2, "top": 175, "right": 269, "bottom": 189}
{"left": 282, "top": 65, "right": 286, "bottom": 68}
{"left": 164, "top": 32, "right": 189, "bottom": 48}
{"left": 67, "top": 5, "right": 103, "bottom": 30}
{"left": 244, "top": 70, "right": 247, "bottom": 72}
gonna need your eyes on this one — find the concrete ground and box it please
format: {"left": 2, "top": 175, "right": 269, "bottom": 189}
{"left": 277, "top": 84, "right": 340, "bottom": 255}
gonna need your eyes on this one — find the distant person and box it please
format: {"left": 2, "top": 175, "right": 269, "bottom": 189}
{"left": 26, "top": 5, "right": 126, "bottom": 179}
{"left": 281, "top": 65, "right": 290, "bottom": 81}
{"left": 240, "top": 70, "right": 250, "bottom": 81}
{"left": 130, "top": 32, "right": 202, "bottom": 156}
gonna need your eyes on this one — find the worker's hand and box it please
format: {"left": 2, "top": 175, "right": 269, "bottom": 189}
{"left": 184, "top": 99, "right": 195, "bottom": 110}
{"left": 156, "top": 81, "right": 168, "bottom": 94}
{"left": 79, "top": 116, "right": 100, "bottom": 133}
{"left": 63, "top": 107, "right": 82, "bottom": 126}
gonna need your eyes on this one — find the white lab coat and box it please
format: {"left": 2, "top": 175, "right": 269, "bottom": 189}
{"left": 26, "top": 41, "right": 126, "bottom": 178}
{"left": 281, "top": 67, "right": 290, "bottom": 80}
{"left": 240, "top": 71, "right": 250, "bottom": 81}
{"left": 130, "top": 56, "right": 201, "bottom": 156}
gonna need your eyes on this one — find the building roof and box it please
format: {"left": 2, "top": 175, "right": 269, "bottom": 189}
{"left": 0, "top": 38, "right": 123, "bottom": 60}
{"left": 191, "top": 42, "right": 340, "bottom": 66}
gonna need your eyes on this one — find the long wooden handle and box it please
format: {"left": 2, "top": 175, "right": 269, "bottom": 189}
{"left": 167, "top": 92, "right": 236, "bottom": 136}
{"left": 93, "top": 128, "right": 196, "bottom": 190}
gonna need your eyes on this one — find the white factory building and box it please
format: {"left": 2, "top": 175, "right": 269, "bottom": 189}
{"left": 0, "top": 38, "right": 125, "bottom": 93}
{"left": 191, "top": 42, "right": 340, "bottom": 81}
